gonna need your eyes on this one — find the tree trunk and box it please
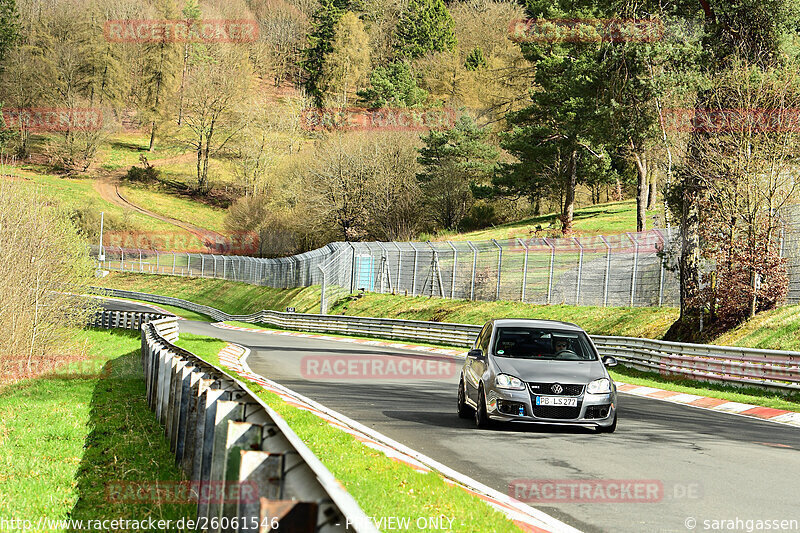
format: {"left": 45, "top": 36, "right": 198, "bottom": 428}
{"left": 679, "top": 168, "right": 701, "bottom": 320}
{"left": 614, "top": 178, "right": 622, "bottom": 201}
{"left": 562, "top": 149, "right": 577, "bottom": 235}
{"left": 634, "top": 150, "right": 648, "bottom": 232}
{"left": 647, "top": 172, "right": 657, "bottom": 210}
{"left": 149, "top": 122, "right": 157, "bottom": 152}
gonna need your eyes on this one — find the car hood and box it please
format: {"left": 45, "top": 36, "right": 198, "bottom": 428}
{"left": 493, "top": 357, "right": 606, "bottom": 384}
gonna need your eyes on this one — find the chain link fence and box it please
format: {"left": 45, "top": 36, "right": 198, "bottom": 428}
{"left": 319, "top": 229, "right": 682, "bottom": 312}
{"left": 95, "top": 229, "right": 684, "bottom": 312}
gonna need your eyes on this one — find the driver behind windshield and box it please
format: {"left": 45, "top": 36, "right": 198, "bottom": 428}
{"left": 553, "top": 338, "right": 570, "bottom": 353}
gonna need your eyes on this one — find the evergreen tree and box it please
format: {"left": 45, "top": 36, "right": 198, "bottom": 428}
{"left": 395, "top": 0, "right": 456, "bottom": 59}
{"left": 358, "top": 61, "right": 428, "bottom": 108}
{"left": 417, "top": 114, "right": 498, "bottom": 230}
{"left": 464, "top": 47, "right": 487, "bottom": 71}
{"left": 302, "top": 0, "right": 350, "bottom": 106}
{"left": 500, "top": 0, "right": 611, "bottom": 234}
{"left": 0, "top": 0, "right": 18, "bottom": 66}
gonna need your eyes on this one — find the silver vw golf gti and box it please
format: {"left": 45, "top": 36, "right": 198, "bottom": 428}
{"left": 457, "top": 319, "right": 618, "bottom": 432}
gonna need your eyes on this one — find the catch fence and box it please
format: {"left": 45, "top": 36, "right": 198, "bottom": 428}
{"left": 95, "top": 229, "right": 684, "bottom": 312}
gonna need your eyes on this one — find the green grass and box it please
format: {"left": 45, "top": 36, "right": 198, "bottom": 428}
{"left": 0, "top": 328, "right": 192, "bottom": 525}
{"left": 97, "top": 132, "right": 186, "bottom": 171}
{"left": 712, "top": 305, "right": 800, "bottom": 351}
{"left": 5, "top": 166, "right": 178, "bottom": 234}
{"left": 440, "top": 200, "right": 660, "bottom": 242}
{"left": 179, "top": 334, "right": 523, "bottom": 533}
{"left": 332, "top": 293, "right": 679, "bottom": 339}
{"left": 119, "top": 182, "right": 228, "bottom": 232}
{"left": 94, "top": 272, "right": 325, "bottom": 315}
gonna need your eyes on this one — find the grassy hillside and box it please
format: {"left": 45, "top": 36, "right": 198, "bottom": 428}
{"left": 94, "top": 272, "right": 678, "bottom": 338}
{"left": 330, "top": 293, "right": 678, "bottom": 339}
{"left": 95, "top": 272, "right": 800, "bottom": 352}
{"left": 712, "top": 305, "right": 800, "bottom": 351}
{"left": 439, "top": 200, "right": 662, "bottom": 242}
{"left": 95, "top": 272, "right": 324, "bottom": 314}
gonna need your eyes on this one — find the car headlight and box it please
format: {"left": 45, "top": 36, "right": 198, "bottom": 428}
{"left": 495, "top": 374, "right": 525, "bottom": 390}
{"left": 586, "top": 378, "right": 612, "bottom": 394}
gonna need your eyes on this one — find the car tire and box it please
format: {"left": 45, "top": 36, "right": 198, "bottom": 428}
{"left": 475, "top": 387, "right": 493, "bottom": 429}
{"left": 597, "top": 412, "right": 617, "bottom": 434}
{"left": 458, "top": 379, "right": 473, "bottom": 419}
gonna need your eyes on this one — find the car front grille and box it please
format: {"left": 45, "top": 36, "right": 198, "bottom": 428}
{"left": 527, "top": 382, "right": 584, "bottom": 396}
{"left": 532, "top": 405, "right": 582, "bottom": 419}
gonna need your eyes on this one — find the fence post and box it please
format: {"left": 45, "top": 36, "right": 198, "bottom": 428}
{"left": 517, "top": 238, "right": 529, "bottom": 302}
{"left": 627, "top": 232, "right": 639, "bottom": 307}
{"left": 447, "top": 241, "right": 458, "bottom": 299}
{"left": 393, "top": 242, "right": 403, "bottom": 294}
{"left": 600, "top": 236, "right": 611, "bottom": 307}
{"left": 213, "top": 255, "right": 218, "bottom": 278}
{"left": 138, "top": 249, "right": 142, "bottom": 272}
{"left": 377, "top": 242, "right": 389, "bottom": 293}
{"left": 172, "top": 252, "right": 176, "bottom": 275}
{"left": 573, "top": 237, "right": 583, "bottom": 305}
{"left": 467, "top": 241, "right": 477, "bottom": 300}
{"left": 410, "top": 242, "right": 419, "bottom": 296}
{"left": 492, "top": 239, "right": 502, "bottom": 300}
{"left": 201, "top": 254, "right": 205, "bottom": 277}
{"left": 657, "top": 230, "right": 665, "bottom": 307}
{"left": 121, "top": 247, "right": 125, "bottom": 271}
{"left": 348, "top": 242, "right": 356, "bottom": 294}
{"left": 546, "top": 239, "right": 555, "bottom": 304}
{"left": 156, "top": 250, "right": 160, "bottom": 273}
{"left": 319, "top": 265, "right": 327, "bottom": 314}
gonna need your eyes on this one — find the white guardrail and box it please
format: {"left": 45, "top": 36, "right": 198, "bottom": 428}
{"left": 94, "top": 309, "right": 379, "bottom": 532}
{"left": 93, "top": 288, "right": 800, "bottom": 392}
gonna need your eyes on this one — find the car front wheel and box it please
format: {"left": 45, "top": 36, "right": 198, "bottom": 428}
{"left": 458, "top": 379, "right": 473, "bottom": 419}
{"left": 475, "top": 387, "right": 493, "bottom": 429}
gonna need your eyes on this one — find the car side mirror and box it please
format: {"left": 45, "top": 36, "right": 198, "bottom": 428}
{"left": 468, "top": 349, "right": 485, "bottom": 361}
{"left": 602, "top": 356, "right": 618, "bottom": 367}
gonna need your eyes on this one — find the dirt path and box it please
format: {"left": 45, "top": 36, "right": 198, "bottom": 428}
{"left": 92, "top": 152, "right": 227, "bottom": 244}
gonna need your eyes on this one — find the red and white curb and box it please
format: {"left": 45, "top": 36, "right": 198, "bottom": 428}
{"left": 615, "top": 383, "right": 800, "bottom": 427}
{"left": 213, "top": 322, "right": 800, "bottom": 430}
{"left": 216, "top": 342, "right": 580, "bottom": 533}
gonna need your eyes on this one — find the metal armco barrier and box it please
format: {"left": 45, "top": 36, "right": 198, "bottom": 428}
{"left": 92, "top": 309, "right": 175, "bottom": 335}
{"left": 96, "top": 287, "right": 800, "bottom": 391}
{"left": 591, "top": 336, "right": 800, "bottom": 391}
{"left": 142, "top": 317, "right": 378, "bottom": 533}
{"left": 91, "top": 304, "right": 379, "bottom": 532}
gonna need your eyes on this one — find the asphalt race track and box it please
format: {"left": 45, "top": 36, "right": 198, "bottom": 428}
{"left": 100, "top": 301, "right": 800, "bottom": 532}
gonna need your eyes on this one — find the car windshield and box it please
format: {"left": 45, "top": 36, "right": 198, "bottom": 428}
{"left": 492, "top": 327, "right": 596, "bottom": 361}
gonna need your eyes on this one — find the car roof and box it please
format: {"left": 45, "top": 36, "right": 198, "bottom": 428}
{"left": 490, "top": 318, "right": 584, "bottom": 332}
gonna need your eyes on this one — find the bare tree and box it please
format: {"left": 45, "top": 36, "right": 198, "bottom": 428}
{"left": 170, "top": 46, "right": 253, "bottom": 192}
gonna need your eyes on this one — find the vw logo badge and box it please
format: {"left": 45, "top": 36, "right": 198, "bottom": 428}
{"left": 551, "top": 383, "right": 563, "bottom": 394}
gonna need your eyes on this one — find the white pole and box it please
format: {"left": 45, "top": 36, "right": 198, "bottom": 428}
{"left": 98, "top": 212, "right": 105, "bottom": 262}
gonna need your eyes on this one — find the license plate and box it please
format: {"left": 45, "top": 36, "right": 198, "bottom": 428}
{"left": 535, "top": 396, "right": 578, "bottom": 407}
